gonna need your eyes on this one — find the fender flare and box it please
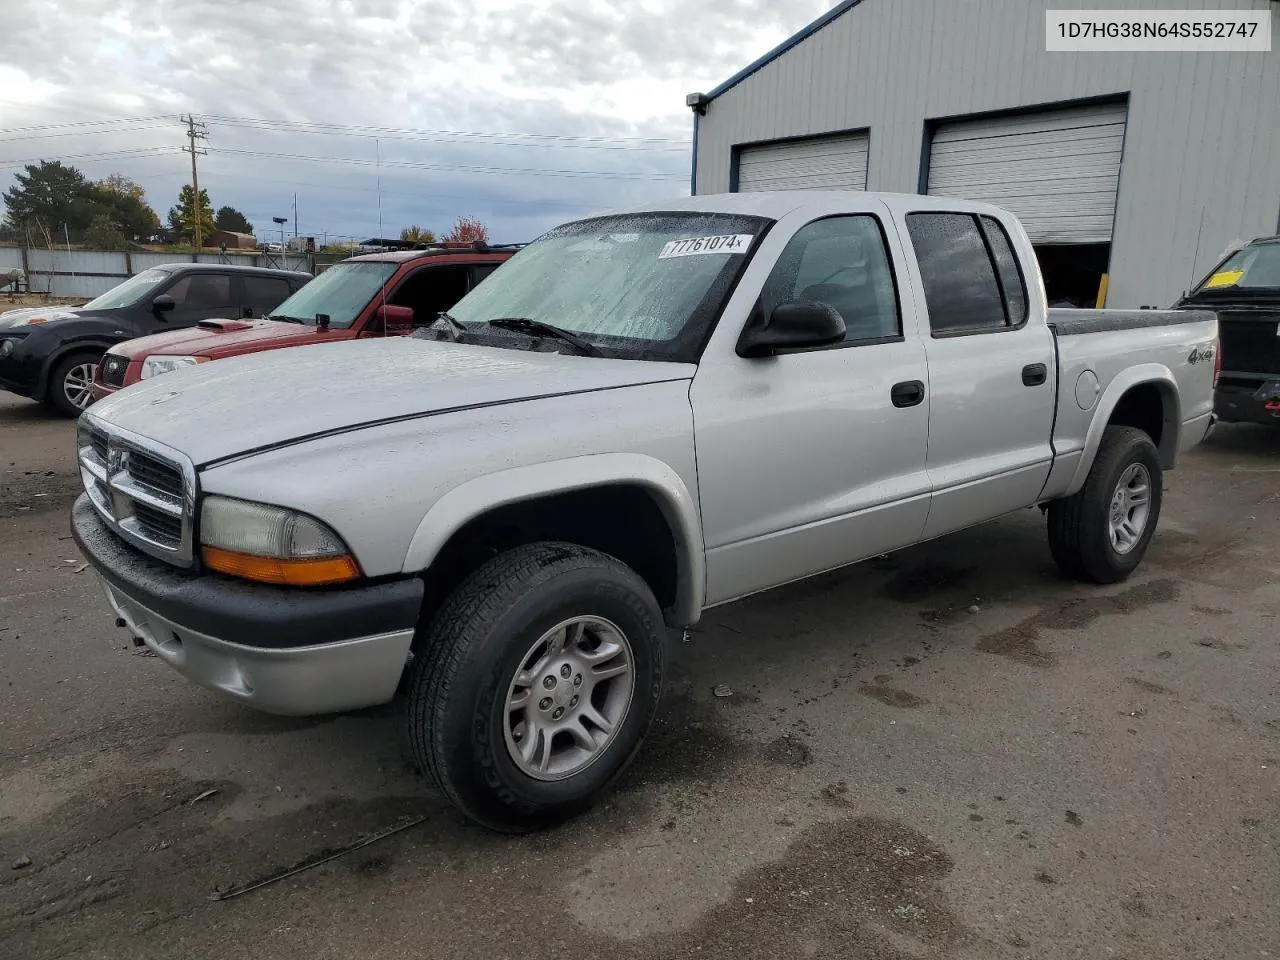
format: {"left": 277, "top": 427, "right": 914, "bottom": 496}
{"left": 38, "top": 338, "right": 117, "bottom": 399}
{"left": 1063, "top": 363, "right": 1181, "bottom": 496}
{"left": 402, "top": 452, "right": 705, "bottom": 626}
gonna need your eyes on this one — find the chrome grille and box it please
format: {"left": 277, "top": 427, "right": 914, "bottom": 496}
{"left": 77, "top": 416, "right": 196, "bottom": 567}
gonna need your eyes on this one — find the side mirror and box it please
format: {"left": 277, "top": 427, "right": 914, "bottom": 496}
{"left": 151, "top": 294, "right": 176, "bottom": 314}
{"left": 737, "top": 300, "right": 846, "bottom": 357}
{"left": 375, "top": 303, "right": 415, "bottom": 333}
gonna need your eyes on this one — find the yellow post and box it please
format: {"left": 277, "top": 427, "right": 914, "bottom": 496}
{"left": 1095, "top": 273, "right": 1109, "bottom": 309}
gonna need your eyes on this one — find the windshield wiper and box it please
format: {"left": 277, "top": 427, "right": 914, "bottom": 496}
{"left": 431, "top": 311, "right": 467, "bottom": 342}
{"left": 486, "top": 317, "right": 602, "bottom": 357}
{"left": 265, "top": 313, "right": 305, "bottom": 324}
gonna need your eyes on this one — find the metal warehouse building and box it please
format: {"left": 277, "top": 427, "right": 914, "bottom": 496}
{"left": 688, "top": 0, "right": 1280, "bottom": 309}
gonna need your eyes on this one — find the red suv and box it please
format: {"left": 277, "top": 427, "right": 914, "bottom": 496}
{"left": 92, "top": 242, "right": 518, "bottom": 400}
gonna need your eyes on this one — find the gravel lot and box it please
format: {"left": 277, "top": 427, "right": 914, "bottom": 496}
{"left": 1, "top": 390, "right": 1277, "bottom": 960}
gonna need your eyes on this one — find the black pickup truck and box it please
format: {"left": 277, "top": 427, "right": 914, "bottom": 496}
{"left": 1177, "top": 235, "right": 1280, "bottom": 426}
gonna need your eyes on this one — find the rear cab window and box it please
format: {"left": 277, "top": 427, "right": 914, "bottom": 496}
{"left": 906, "top": 212, "right": 1027, "bottom": 336}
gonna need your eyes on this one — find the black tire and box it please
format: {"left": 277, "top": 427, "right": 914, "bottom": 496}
{"left": 44, "top": 351, "right": 102, "bottom": 417}
{"left": 1047, "top": 425, "right": 1163, "bottom": 584}
{"left": 406, "top": 542, "right": 665, "bottom": 832}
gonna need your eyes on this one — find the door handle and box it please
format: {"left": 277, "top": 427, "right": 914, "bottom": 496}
{"left": 1022, "top": 363, "right": 1047, "bottom": 387}
{"left": 890, "top": 380, "right": 926, "bottom": 408}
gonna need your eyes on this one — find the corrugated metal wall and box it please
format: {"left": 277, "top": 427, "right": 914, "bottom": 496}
{"left": 0, "top": 248, "right": 314, "bottom": 298}
{"left": 693, "top": 0, "right": 1280, "bottom": 308}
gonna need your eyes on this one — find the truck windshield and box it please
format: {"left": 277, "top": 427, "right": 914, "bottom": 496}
{"left": 81, "top": 268, "right": 173, "bottom": 310}
{"left": 268, "top": 261, "right": 398, "bottom": 327}
{"left": 1193, "top": 242, "right": 1280, "bottom": 295}
{"left": 432, "top": 212, "right": 771, "bottom": 361}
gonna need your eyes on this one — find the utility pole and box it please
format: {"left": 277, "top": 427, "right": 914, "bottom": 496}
{"left": 293, "top": 193, "right": 298, "bottom": 238}
{"left": 182, "top": 114, "right": 209, "bottom": 253}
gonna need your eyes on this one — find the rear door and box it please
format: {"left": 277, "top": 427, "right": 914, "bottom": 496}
{"left": 902, "top": 211, "right": 1056, "bottom": 538}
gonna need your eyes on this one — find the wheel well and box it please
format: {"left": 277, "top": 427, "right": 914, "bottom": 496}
{"left": 40, "top": 344, "right": 109, "bottom": 399}
{"left": 416, "top": 485, "right": 679, "bottom": 640}
{"left": 1107, "top": 383, "right": 1168, "bottom": 454}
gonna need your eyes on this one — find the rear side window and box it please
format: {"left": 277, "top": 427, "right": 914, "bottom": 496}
{"left": 906, "top": 213, "right": 1006, "bottom": 335}
{"left": 980, "top": 215, "right": 1028, "bottom": 326}
{"left": 242, "top": 277, "right": 292, "bottom": 315}
{"left": 758, "top": 215, "right": 901, "bottom": 345}
{"left": 471, "top": 264, "right": 501, "bottom": 286}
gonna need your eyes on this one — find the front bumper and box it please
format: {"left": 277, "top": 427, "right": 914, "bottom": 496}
{"left": 73, "top": 495, "right": 424, "bottom": 715}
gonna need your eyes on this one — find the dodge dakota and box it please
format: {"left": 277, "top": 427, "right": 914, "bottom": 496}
{"left": 72, "top": 192, "right": 1218, "bottom": 831}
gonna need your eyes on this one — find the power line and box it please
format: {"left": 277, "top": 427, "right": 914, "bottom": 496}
{"left": 0, "top": 146, "right": 185, "bottom": 169}
{"left": 203, "top": 116, "right": 688, "bottom": 153}
{"left": 205, "top": 146, "right": 685, "bottom": 181}
{"left": 0, "top": 122, "right": 176, "bottom": 144}
{"left": 0, "top": 114, "right": 176, "bottom": 135}
{"left": 200, "top": 114, "right": 687, "bottom": 147}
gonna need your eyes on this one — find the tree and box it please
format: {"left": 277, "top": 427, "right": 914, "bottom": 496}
{"left": 98, "top": 174, "right": 147, "bottom": 203}
{"left": 84, "top": 213, "right": 133, "bottom": 251}
{"left": 2, "top": 161, "right": 90, "bottom": 237}
{"left": 167, "top": 185, "right": 215, "bottom": 247}
{"left": 399, "top": 225, "right": 436, "bottom": 243}
{"left": 90, "top": 176, "right": 160, "bottom": 241}
{"left": 441, "top": 216, "right": 488, "bottom": 244}
{"left": 214, "top": 205, "right": 254, "bottom": 234}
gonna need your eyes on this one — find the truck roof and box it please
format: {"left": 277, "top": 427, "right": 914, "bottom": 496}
{"left": 345, "top": 243, "right": 524, "bottom": 264}
{"left": 608, "top": 190, "right": 1019, "bottom": 222}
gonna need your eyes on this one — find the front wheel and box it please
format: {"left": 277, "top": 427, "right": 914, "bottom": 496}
{"left": 1047, "top": 425, "right": 1163, "bottom": 583}
{"left": 405, "top": 542, "right": 665, "bottom": 832}
{"left": 44, "top": 351, "right": 101, "bottom": 417}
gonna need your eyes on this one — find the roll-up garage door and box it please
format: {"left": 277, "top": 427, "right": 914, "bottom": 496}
{"left": 736, "top": 133, "right": 869, "bottom": 192}
{"left": 927, "top": 102, "right": 1128, "bottom": 244}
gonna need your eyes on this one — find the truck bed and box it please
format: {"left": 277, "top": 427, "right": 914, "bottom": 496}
{"left": 1041, "top": 307, "right": 1219, "bottom": 503}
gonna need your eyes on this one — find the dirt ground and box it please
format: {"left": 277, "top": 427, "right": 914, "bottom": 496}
{"left": 1, "top": 391, "right": 1278, "bottom": 960}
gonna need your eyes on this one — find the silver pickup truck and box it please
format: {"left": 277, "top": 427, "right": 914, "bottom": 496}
{"left": 72, "top": 192, "right": 1218, "bottom": 830}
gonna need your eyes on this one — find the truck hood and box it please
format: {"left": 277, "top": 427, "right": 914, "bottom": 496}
{"left": 86, "top": 337, "right": 695, "bottom": 466}
{"left": 107, "top": 317, "right": 329, "bottom": 359}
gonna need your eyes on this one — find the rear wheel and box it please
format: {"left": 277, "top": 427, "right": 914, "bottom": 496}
{"left": 44, "top": 351, "right": 101, "bottom": 417}
{"left": 1047, "top": 425, "right": 1163, "bottom": 583}
{"left": 405, "top": 542, "right": 665, "bottom": 832}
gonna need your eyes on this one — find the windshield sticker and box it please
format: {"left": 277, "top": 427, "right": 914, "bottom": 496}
{"left": 1204, "top": 270, "right": 1245, "bottom": 289}
{"left": 658, "top": 234, "right": 753, "bottom": 259}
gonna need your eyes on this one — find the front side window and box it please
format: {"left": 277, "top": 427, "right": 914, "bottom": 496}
{"left": 167, "top": 273, "right": 232, "bottom": 309}
{"left": 906, "top": 213, "right": 1007, "bottom": 335}
{"left": 267, "top": 261, "right": 398, "bottom": 328}
{"left": 428, "top": 212, "right": 771, "bottom": 361}
{"left": 759, "top": 215, "right": 901, "bottom": 345}
{"left": 82, "top": 268, "right": 173, "bottom": 310}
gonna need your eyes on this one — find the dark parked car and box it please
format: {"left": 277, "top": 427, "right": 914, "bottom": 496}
{"left": 0, "top": 263, "right": 310, "bottom": 416}
{"left": 1176, "top": 235, "right": 1280, "bottom": 425}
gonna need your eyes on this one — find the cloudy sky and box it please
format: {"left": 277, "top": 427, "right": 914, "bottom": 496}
{"left": 0, "top": 0, "right": 834, "bottom": 245}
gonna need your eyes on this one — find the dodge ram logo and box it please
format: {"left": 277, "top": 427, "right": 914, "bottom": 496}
{"left": 149, "top": 391, "right": 182, "bottom": 405}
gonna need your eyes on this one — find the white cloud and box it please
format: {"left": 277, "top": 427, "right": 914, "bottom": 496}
{"left": 0, "top": 0, "right": 835, "bottom": 241}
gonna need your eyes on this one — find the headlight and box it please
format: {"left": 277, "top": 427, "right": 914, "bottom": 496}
{"left": 140, "top": 355, "right": 208, "bottom": 380}
{"left": 0, "top": 339, "right": 13, "bottom": 359}
{"left": 199, "top": 496, "right": 360, "bottom": 586}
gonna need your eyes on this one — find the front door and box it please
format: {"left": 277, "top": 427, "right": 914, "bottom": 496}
{"left": 151, "top": 272, "right": 238, "bottom": 331}
{"left": 901, "top": 211, "right": 1057, "bottom": 539}
{"left": 692, "top": 211, "right": 932, "bottom": 606}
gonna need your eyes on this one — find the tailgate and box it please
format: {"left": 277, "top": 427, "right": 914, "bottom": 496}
{"left": 1218, "top": 309, "right": 1280, "bottom": 381}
